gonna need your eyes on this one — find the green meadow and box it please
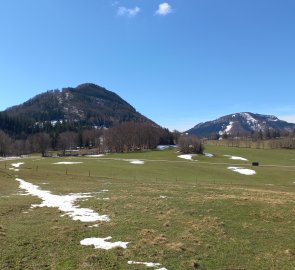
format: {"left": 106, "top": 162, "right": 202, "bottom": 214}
{"left": 1, "top": 145, "right": 295, "bottom": 269}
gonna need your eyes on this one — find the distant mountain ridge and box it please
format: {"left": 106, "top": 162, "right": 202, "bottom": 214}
{"left": 186, "top": 112, "right": 295, "bottom": 138}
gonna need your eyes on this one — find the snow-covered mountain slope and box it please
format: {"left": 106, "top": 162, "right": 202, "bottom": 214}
{"left": 186, "top": 112, "right": 295, "bottom": 137}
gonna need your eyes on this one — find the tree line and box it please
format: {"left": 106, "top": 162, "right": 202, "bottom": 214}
{"left": 208, "top": 128, "right": 295, "bottom": 141}
{"left": 0, "top": 122, "right": 179, "bottom": 157}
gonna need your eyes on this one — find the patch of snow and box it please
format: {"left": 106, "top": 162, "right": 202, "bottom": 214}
{"left": 9, "top": 168, "right": 19, "bottom": 172}
{"left": 16, "top": 178, "right": 110, "bottom": 222}
{"left": 157, "top": 145, "right": 176, "bottom": 150}
{"left": 178, "top": 154, "right": 195, "bottom": 160}
{"left": 204, "top": 153, "right": 214, "bottom": 158}
{"left": 228, "top": 167, "right": 256, "bottom": 176}
{"left": 160, "top": 195, "right": 167, "bottom": 199}
{"left": 50, "top": 120, "right": 63, "bottom": 126}
{"left": 225, "top": 122, "right": 233, "bottom": 133}
{"left": 88, "top": 224, "right": 99, "bottom": 228}
{"left": 128, "top": 261, "right": 161, "bottom": 267}
{"left": 84, "top": 154, "right": 105, "bottom": 157}
{"left": 241, "top": 112, "right": 257, "bottom": 123}
{"left": 80, "top": 236, "right": 128, "bottom": 250}
{"left": 240, "top": 112, "right": 262, "bottom": 130}
{"left": 0, "top": 156, "right": 22, "bottom": 161}
{"left": 224, "top": 155, "right": 248, "bottom": 161}
{"left": 219, "top": 121, "right": 233, "bottom": 135}
{"left": 53, "top": 162, "right": 83, "bottom": 165}
{"left": 11, "top": 162, "right": 24, "bottom": 168}
{"left": 157, "top": 145, "right": 170, "bottom": 150}
{"left": 129, "top": 160, "right": 145, "bottom": 165}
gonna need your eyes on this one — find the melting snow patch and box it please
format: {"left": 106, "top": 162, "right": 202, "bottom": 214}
{"left": 88, "top": 224, "right": 99, "bottom": 228}
{"left": 128, "top": 261, "right": 161, "bottom": 267}
{"left": 84, "top": 154, "right": 105, "bottom": 157}
{"left": 157, "top": 145, "right": 175, "bottom": 150}
{"left": 228, "top": 167, "right": 256, "bottom": 176}
{"left": 224, "top": 155, "right": 248, "bottom": 161}
{"left": 11, "top": 162, "right": 24, "bottom": 168}
{"left": 0, "top": 156, "right": 27, "bottom": 162}
{"left": 129, "top": 160, "right": 145, "bottom": 165}
{"left": 53, "top": 162, "right": 83, "bottom": 165}
{"left": 80, "top": 236, "right": 128, "bottom": 250}
{"left": 9, "top": 168, "right": 19, "bottom": 172}
{"left": 16, "top": 178, "right": 110, "bottom": 222}
{"left": 219, "top": 121, "right": 233, "bottom": 135}
{"left": 128, "top": 261, "right": 168, "bottom": 269}
{"left": 178, "top": 154, "right": 195, "bottom": 160}
{"left": 204, "top": 153, "right": 214, "bottom": 158}
{"left": 157, "top": 145, "right": 170, "bottom": 150}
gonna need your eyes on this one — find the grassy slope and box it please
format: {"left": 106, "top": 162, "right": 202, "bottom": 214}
{"left": 0, "top": 146, "right": 295, "bottom": 269}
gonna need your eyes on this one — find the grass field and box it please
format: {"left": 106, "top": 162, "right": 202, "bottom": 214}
{"left": 1, "top": 146, "right": 295, "bottom": 269}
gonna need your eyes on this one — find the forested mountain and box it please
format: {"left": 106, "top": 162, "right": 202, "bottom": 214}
{"left": 1, "top": 83, "right": 156, "bottom": 136}
{"left": 187, "top": 112, "right": 295, "bottom": 138}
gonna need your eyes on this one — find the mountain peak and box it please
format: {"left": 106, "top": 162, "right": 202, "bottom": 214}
{"left": 187, "top": 112, "right": 295, "bottom": 137}
{"left": 4, "top": 83, "right": 155, "bottom": 129}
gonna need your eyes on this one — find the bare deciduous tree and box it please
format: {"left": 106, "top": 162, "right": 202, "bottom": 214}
{"left": 58, "top": 131, "right": 78, "bottom": 155}
{"left": 0, "top": 130, "right": 11, "bottom": 157}
{"left": 178, "top": 135, "right": 204, "bottom": 154}
{"left": 32, "top": 132, "right": 51, "bottom": 156}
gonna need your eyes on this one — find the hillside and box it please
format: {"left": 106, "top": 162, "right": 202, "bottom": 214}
{"left": 186, "top": 112, "right": 295, "bottom": 138}
{"left": 1, "top": 83, "right": 156, "bottom": 135}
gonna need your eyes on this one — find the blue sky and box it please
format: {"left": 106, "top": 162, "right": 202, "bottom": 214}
{"left": 0, "top": 0, "right": 294, "bottom": 131}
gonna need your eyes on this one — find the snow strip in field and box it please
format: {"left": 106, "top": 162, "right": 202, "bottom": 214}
{"left": 204, "top": 153, "right": 214, "bottom": 158}
{"left": 15, "top": 178, "right": 110, "bottom": 222}
{"left": 228, "top": 167, "right": 256, "bottom": 175}
{"left": 80, "top": 237, "right": 128, "bottom": 250}
{"left": 88, "top": 224, "right": 99, "bottom": 228}
{"left": 9, "top": 168, "right": 20, "bottom": 172}
{"left": 53, "top": 162, "right": 83, "bottom": 165}
{"left": 129, "top": 160, "right": 145, "bottom": 165}
{"left": 84, "top": 154, "right": 105, "bottom": 157}
{"left": 178, "top": 154, "right": 195, "bottom": 160}
{"left": 0, "top": 156, "right": 23, "bottom": 161}
{"left": 11, "top": 162, "right": 24, "bottom": 168}
{"left": 128, "top": 261, "right": 161, "bottom": 267}
{"left": 224, "top": 155, "right": 248, "bottom": 161}
{"left": 128, "top": 261, "right": 167, "bottom": 269}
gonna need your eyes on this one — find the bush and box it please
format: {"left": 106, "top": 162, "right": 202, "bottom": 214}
{"left": 178, "top": 135, "right": 204, "bottom": 154}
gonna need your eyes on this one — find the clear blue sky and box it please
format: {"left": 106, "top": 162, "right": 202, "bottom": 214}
{"left": 0, "top": 0, "right": 294, "bottom": 131}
